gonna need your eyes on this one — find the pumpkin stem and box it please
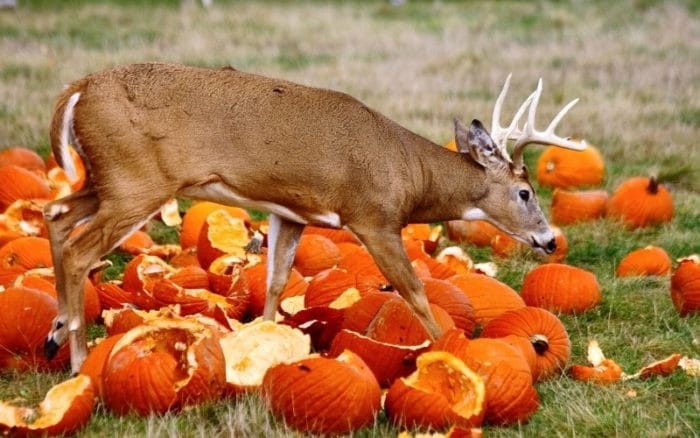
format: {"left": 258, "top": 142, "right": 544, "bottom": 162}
{"left": 530, "top": 334, "right": 549, "bottom": 355}
{"left": 647, "top": 175, "right": 659, "bottom": 194}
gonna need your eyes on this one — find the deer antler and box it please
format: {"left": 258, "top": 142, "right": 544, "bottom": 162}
{"left": 491, "top": 76, "right": 587, "bottom": 172}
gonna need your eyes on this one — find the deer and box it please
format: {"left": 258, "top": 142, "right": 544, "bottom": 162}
{"left": 42, "top": 63, "right": 586, "bottom": 373}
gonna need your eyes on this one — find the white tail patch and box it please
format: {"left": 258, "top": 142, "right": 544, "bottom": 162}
{"left": 60, "top": 92, "right": 81, "bottom": 182}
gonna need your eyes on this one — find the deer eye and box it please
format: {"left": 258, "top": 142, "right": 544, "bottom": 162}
{"left": 518, "top": 189, "right": 530, "bottom": 202}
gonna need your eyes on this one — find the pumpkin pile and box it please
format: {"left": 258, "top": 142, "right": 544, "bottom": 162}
{"left": 0, "top": 145, "right": 695, "bottom": 436}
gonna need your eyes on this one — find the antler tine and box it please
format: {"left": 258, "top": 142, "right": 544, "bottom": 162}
{"left": 490, "top": 74, "right": 535, "bottom": 159}
{"left": 511, "top": 78, "right": 587, "bottom": 171}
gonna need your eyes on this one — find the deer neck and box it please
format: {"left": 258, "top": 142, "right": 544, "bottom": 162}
{"left": 407, "top": 139, "right": 490, "bottom": 224}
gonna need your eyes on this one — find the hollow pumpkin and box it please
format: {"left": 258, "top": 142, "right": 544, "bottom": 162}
{"left": 447, "top": 274, "right": 525, "bottom": 326}
{"left": 385, "top": 350, "right": 486, "bottom": 430}
{"left": 262, "top": 350, "right": 381, "bottom": 435}
{"left": 616, "top": 246, "right": 672, "bottom": 277}
{"left": 607, "top": 176, "right": 673, "bottom": 228}
{"left": 480, "top": 307, "right": 571, "bottom": 381}
{"left": 670, "top": 255, "right": 700, "bottom": 316}
{"left": 79, "top": 334, "right": 125, "bottom": 398}
{"left": 0, "top": 374, "right": 95, "bottom": 436}
{"left": 304, "top": 267, "right": 357, "bottom": 308}
{"left": 550, "top": 189, "right": 608, "bottom": 225}
{"left": 536, "top": 144, "right": 605, "bottom": 188}
{"left": 520, "top": 263, "right": 600, "bottom": 314}
{"left": 197, "top": 209, "right": 253, "bottom": 269}
{"left": 0, "top": 165, "right": 51, "bottom": 209}
{"left": 46, "top": 144, "right": 86, "bottom": 191}
{"left": 180, "top": 202, "right": 251, "bottom": 249}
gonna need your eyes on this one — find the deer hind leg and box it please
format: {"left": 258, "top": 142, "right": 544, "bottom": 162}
{"left": 262, "top": 214, "right": 305, "bottom": 321}
{"left": 43, "top": 188, "right": 99, "bottom": 363}
{"left": 352, "top": 226, "right": 443, "bottom": 340}
{"left": 45, "top": 195, "right": 169, "bottom": 374}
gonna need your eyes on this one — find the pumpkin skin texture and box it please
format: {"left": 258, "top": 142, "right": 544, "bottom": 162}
{"left": 431, "top": 330, "right": 539, "bottom": 425}
{"left": 607, "top": 176, "right": 673, "bottom": 229}
{"left": 617, "top": 246, "right": 672, "bottom": 277}
{"left": 262, "top": 350, "right": 381, "bottom": 435}
{"left": 384, "top": 351, "right": 486, "bottom": 430}
{"left": 670, "top": 256, "right": 700, "bottom": 316}
{"left": 447, "top": 274, "right": 525, "bottom": 326}
{"left": 520, "top": 263, "right": 601, "bottom": 314}
{"left": 0, "top": 147, "right": 46, "bottom": 172}
{"left": 180, "top": 202, "right": 250, "bottom": 249}
{"left": 480, "top": 307, "right": 572, "bottom": 381}
{"left": 535, "top": 145, "right": 605, "bottom": 189}
{"left": 0, "top": 236, "right": 53, "bottom": 287}
{"left": 79, "top": 334, "right": 125, "bottom": 399}
{"left": 0, "top": 165, "right": 51, "bottom": 209}
{"left": 446, "top": 220, "right": 501, "bottom": 247}
{"left": 293, "top": 234, "right": 342, "bottom": 277}
{"left": 550, "top": 189, "right": 608, "bottom": 225}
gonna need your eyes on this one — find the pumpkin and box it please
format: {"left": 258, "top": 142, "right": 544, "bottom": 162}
{"left": 197, "top": 209, "right": 252, "bottom": 269}
{"left": 550, "top": 189, "right": 608, "bottom": 225}
{"left": 293, "top": 233, "right": 341, "bottom": 276}
{"left": 79, "top": 334, "right": 125, "bottom": 398}
{"left": 0, "top": 199, "right": 48, "bottom": 246}
{"left": 607, "top": 176, "right": 673, "bottom": 228}
{"left": 520, "top": 263, "right": 601, "bottom": 313}
{"left": 432, "top": 330, "right": 539, "bottom": 425}
{"left": 434, "top": 246, "right": 474, "bottom": 276}
{"left": 446, "top": 220, "right": 501, "bottom": 247}
{"left": 262, "top": 350, "right": 381, "bottom": 435}
{"left": 0, "top": 236, "right": 53, "bottom": 287}
{"left": 337, "top": 246, "right": 387, "bottom": 283}
{"left": 120, "top": 254, "right": 177, "bottom": 309}
{"left": 447, "top": 274, "right": 525, "bottom": 326}
{"left": 219, "top": 321, "right": 311, "bottom": 395}
{"left": 423, "top": 277, "right": 477, "bottom": 337}
{"left": 0, "top": 165, "right": 51, "bottom": 209}
{"left": 490, "top": 226, "right": 567, "bottom": 263}
{"left": 328, "top": 329, "right": 430, "bottom": 387}
{"left": 0, "top": 147, "right": 45, "bottom": 172}
{"left": 242, "top": 262, "right": 308, "bottom": 317}
{"left": 670, "top": 255, "right": 700, "bottom": 316}
{"left": 401, "top": 223, "right": 442, "bottom": 253}
{"left": 535, "top": 144, "right": 605, "bottom": 188}
{"left": 0, "top": 374, "right": 95, "bottom": 436}
{"left": 103, "top": 318, "right": 226, "bottom": 416}
{"left": 480, "top": 307, "right": 571, "bottom": 381}
{"left": 180, "top": 202, "right": 251, "bottom": 249}
{"left": 385, "top": 351, "right": 486, "bottom": 430}
{"left": 302, "top": 225, "right": 361, "bottom": 245}
{"left": 568, "top": 340, "right": 622, "bottom": 385}
{"left": 207, "top": 253, "right": 261, "bottom": 297}
{"left": 95, "top": 282, "right": 137, "bottom": 310}
{"left": 0, "top": 286, "right": 69, "bottom": 371}
{"left": 617, "top": 246, "right": 672, "bottom": 277}
{"left": 304, "top": 267, "right": 356, "bottom": 308}
{"left": 637, "top": 354, "right": 682, "bottom": 379}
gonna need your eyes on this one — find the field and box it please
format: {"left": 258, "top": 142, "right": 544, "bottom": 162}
{"left": 0, "top": 0, "right": 699, "bottom": 436}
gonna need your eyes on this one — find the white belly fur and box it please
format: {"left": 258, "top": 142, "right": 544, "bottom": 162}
{"left": 177, "top": 181, "right": 341, "bottom": 228}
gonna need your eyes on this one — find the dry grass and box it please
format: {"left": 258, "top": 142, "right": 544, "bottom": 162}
{"left": 0, "top": 1, "right": 699, "bottom": 437}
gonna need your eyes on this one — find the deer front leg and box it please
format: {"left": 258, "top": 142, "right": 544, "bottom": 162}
{"left": 352, "top": 226, "right": 443, "bottom": 340}
{"left": 262, "top": 214, "right": 305, "bottom": 320}
{"left": 43, "top": 189, "right": 99, "bottom": 364}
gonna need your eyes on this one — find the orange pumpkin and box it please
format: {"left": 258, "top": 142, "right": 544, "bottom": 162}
{"left": 302, "top": 225, "right": 361, "bottom": 245}
{"left": 293, "top": 233, "right": 341, "bottom": 276}
{"left": 607, "top": 176, "right": 673, "bottom": 228}
{"left": 568, "top": 341, "right": 622, "bottom": 385}
{"left": 0, "top": 236, "right": 52, "bottom": 287}
{"left": 670, "top": 255, "right": 700, "bottom": 316}
{"left": 423, "top": 277, "right": 477, "bottom": 337}
{"left": 80, "top": 334, "right": 125, "bottom": 398}
{"left": 304, "top": 267, "right": 356, "bottom": 308}
{"left": 180, "top": 202, "right": 251, "bottom": 249}
{"left": 550, "top": 189, "right": 608, "bottom": 225}
{"left": 520, "top": 263, "right": 600, "bottom": 313}
{"left": 262, "top": 350, "right": 381, "bottom": 435}
{"left": 242, "top": 262, "right": 308, "bottom": 317}
{"left": 0, "top": 165, "right": 51, "bottom": 209}
{"left": 0, "top": 287, "right": 69, "bottom": 371}
{"left": 0, "top": 147, "right": 45, "bottom": 172}
{"left": 328, "top": 329, "right": 430, "bottom": 387}
{"left": 103, "top": 319, "right": 226, "bottom": 416}
{"left": 197, "top": 209, "right": 252, "bottom": 269}
{"left": 0, "top": 374, "right": 95, "bottom": 436}
{"left": 480, "top": 307, "right": 571, "bottom": 381}
{"left": 490, "top": 226, "right": 567, "bottom": 263}
{"left": 536, "top": 145, "right": 605, "bottom": 188}
{"left": 432, "top": 330, "right": 539, "bottom": 425}
{"left": 446, "top": 220, "right": 501, "bottom": 247}
{"left": 616, "top": 246, "right": 672, "bottom": 277}
{"left": 447, "top": 274, "right": 525, "bottom": 326}
{"left": 46, "top": 145, "right": 87, "bottom": 191}
{"left": 385, "top": 351, "right": 486, "bottom": 430}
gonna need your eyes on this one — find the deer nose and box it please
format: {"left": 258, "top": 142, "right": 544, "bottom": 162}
{"left": 546, "top": 238, "right": 557, "bottom": 253}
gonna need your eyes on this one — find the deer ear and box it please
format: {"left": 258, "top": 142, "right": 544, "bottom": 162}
{"left": 454, "top": 118, "right": 503, "bottom": 168}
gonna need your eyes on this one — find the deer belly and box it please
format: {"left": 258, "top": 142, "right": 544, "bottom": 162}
{"left": 177, "top": 180, "right": 341, "bottom": 227}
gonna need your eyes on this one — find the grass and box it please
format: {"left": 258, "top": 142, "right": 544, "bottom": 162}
{"left": 0, "top": 0, "right": 699, "bottom": 436}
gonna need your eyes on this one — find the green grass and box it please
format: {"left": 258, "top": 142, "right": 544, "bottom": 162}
{"left": 0, "top": 0, "right": 699, "bottom": 436}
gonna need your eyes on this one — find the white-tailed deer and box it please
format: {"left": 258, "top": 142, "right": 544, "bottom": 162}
{"left": 43, "top": 64, "right": 586, "bottom": 373}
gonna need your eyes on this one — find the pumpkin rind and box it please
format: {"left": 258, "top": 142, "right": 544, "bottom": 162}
{"left": 520, "top": 263, "right": 601, "bottom": 313}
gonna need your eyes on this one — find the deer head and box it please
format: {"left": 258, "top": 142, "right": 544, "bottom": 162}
{"left": 454, "top": 75, "right": 586, "bottom": 254}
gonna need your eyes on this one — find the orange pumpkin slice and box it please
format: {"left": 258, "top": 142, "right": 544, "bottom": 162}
{"left": 385, "top": 351, "right": 486, "bottom": 430}
{"left": 569, "top": 340, "right": 622, "bottom": 384}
